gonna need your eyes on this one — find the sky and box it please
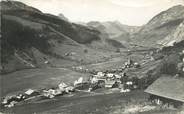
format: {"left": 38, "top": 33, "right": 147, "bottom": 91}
{"left": 17, "top": 0, "right": 184, "bottom": 26}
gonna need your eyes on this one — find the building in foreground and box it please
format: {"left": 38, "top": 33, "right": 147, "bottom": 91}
{"left": 145, "top": 75, "right": 184, "bottom": 108}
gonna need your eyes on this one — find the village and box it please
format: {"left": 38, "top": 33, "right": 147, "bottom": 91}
{"left": 1, "top": 49, "right": 184, "bottom": 110}
{"left": 0, "top": 57, "right": 142, "bottom": 108}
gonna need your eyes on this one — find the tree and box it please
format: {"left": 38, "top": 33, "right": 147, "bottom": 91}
{"left": 116, "top": 48, "right": 120, "bottom": 53}
{"left": 84, "top": 49, "right": 88, "bottom": 53}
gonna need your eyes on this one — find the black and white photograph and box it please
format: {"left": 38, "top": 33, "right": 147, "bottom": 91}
{"left": 0, "top": 0, "right": 184, "bottom": 114}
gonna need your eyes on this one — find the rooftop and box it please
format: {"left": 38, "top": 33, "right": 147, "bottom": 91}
{"left": 145, "top": 75, "right": 184, "bottom": 102}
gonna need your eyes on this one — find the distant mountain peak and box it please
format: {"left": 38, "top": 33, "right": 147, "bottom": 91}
{"left": 58, "top": 13, "right": 69, "bottom": 21}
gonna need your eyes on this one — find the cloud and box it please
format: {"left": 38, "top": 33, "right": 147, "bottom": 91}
{"left": 108, "top": 0, "right": 180, "bottom": 7}
{"left": 16, "top": 0, "right": 184, "bottom": 26}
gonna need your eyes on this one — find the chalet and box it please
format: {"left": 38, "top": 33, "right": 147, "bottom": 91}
{"left": 105, "top": 79, "right": 116, "bottom": 88}
{"left": 145, "top": 75, "right": 184, "bottom": 108}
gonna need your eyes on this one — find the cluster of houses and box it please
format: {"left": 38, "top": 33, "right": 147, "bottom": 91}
{"left": 87, "top": 71, "right": 139, "bottom": 93}
{"left": 1, "top": 82, "right": 75, "bottom": 108}
{"left": 2, "top": 50, "right": 184, "bottom": 110}
{"left": 1, "top": 89, "right": 40, "bottom": 108}
{"left": 83, "top": 59, "right": 142, "bottom": 92}
{"left": 1, "top": 59, "right": 142, "bottom": 108}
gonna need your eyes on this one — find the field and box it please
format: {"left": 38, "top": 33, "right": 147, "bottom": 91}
{"left": 0, "top": 49, "right": 181, "bottom": 114}
{"left": 1, "top": 90, "right": 181, "bottom": 114}
{"left": 1, "top": 90, "right": 148, "bottom": 114}
{"left": 1, "top": 68, "right": 90, "bottom": 97}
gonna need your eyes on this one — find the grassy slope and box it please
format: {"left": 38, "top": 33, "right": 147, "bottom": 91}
{"left": 2, "top": 91, "right": 148, "bottom": 114}
{"left": 1, "top": 68, "right": 90, "bottom": 97}
{"left": 1, "top": 1, "right": 124, "bottom": 73}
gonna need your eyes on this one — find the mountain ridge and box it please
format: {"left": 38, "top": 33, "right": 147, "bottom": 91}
{"left": 1, "top": 0, "right": 124, "bottom": 73}
{"left": 133, "top": 5, "right": 184, "bottom": 47}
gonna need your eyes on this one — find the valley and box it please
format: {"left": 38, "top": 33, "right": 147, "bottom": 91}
{"left": 1, "top": 1, "right": 184, "bottom": 114}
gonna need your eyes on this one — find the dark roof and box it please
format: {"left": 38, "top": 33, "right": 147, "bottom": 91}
{"left": 145, "top": 76, "right": 184, "bottom": 102}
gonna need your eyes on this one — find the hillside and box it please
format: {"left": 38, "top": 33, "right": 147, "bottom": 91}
{"left": 1, "top": 1, "right": 184, "bottom": 114}
{"left": 87, "top": 21, "right": 140, "bottom": 47}
{"left": 1, "top": 1, "right": 124, "bottom": 73}
{"left": 158, "top": 20, "right": 184, "bottom": 47}
{"left": 134, "top": 5, "right": 184, "bottom": 47}
{"left": 87, "top": 5, "right": 184, "bottom": 48}
{"left": 87, "top": 21, "right": 140, "bottom": 38}
{"left": 154, "top": 40, "right": 184, "bottom": 76}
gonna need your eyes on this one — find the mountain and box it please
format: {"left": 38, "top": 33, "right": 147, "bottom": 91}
{"left": 87, "top": 21, "right": 140, "bottom": 38}
{"left": 87, "top": 21, "right": 141, "bottom": 46}
{"left": 58, "top": 13, "right": 69, "bottom": 21}
{"left": 134, "top": 5, "right": 184, "bottom": 47}
{"left": 158, "top": 20, "right": 184, "bottom": 47}
{"left": 1, "top": 1, "right": 124, "bottom": 73}
{"left": 87, "top": 5, "right": 184, "bottom": 48}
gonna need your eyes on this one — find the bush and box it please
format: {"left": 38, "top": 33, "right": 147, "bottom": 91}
{"left": 160, "top": 54, "right": 179, "bottom": 75}
{"left": 84, "top": 49, "right": 88, "bottom": 53}
{"left": 116, "top": 48, "right": 120, "bottom": 53}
